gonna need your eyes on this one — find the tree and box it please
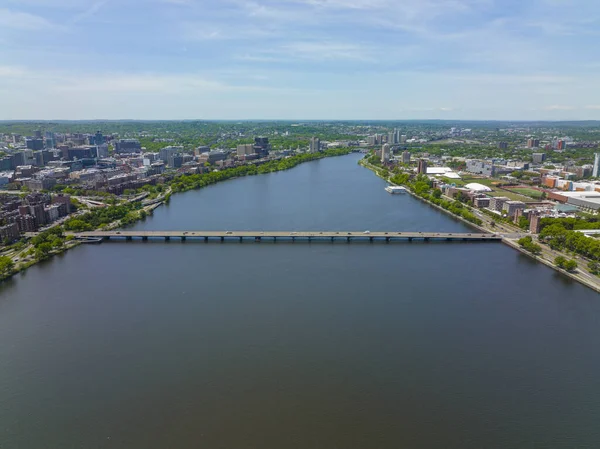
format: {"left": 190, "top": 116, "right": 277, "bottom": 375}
{"left": 564, "top": 259, "right": 578, "bottom": 272}
{"left": 0, "top": 256, "right": 14, "bottom": 277}
{"left": 490, "top": 221, "right": 496, "bottom": 228}
{"left": 432, "top": 189, "right": 442, "bottom": 199}
{"left": 518, "top": 216, "right": 530, "bottom": 230}
{"left": 555, "top": 256, "right": 567, "bottom": 269}
{"left": 35, "top": 242, "right": 53, "bottom": 260}
{"left": 587, "top": 261, "right": 599, "bottom": 275}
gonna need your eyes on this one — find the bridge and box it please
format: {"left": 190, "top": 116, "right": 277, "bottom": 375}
{"left": 76, "top": 230, "right": 502, "bottom": 243}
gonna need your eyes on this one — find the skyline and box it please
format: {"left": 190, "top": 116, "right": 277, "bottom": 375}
{"left": 1, "top": 0, "right": 600, "bottom": 120}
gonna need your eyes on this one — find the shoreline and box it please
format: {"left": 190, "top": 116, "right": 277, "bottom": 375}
{"left": 359, "top": 158, "right": 600, "bottom": 294}
{"left": 1, "top": 150, "right": 353, "bottom": 282}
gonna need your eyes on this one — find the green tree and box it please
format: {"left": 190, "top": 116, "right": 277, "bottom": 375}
{"left": 554, "top": 256, "right": 567, "bottom": 268}
{"left": 564, "top": 259, "right": 578, "bottom": 272}
{"left": 0, "top": 256, "right": 14, "bottom": 277}
{"left": 587, "top": 260, "right": 599, "bottom": 275}
{"left": 35, "top": 242, "right": 53, "bottom": 260}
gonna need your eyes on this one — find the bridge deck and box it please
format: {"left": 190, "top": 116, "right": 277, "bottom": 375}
{"left": 77, "top": 230, "right": 501, "bottom": 242}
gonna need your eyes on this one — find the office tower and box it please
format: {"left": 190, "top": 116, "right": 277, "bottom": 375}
{"left": 309, "top": 137, "right": 321, "bottom": 153}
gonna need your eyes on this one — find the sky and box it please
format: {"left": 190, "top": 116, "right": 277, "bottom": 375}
{"left": 1, "top": 0, "right": 600, "bottom": 120}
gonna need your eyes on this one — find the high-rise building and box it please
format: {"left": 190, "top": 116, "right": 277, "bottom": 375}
{"left": 498, "top": 142, "right": 508, "bottom": 149}
{"left": 532, "top": 153, "right": 546, "bottom": 164}
{"left": 527, "top": 138, "right": 540, "bottom": 148}
{"left": 26, "top": 138, "right": 44, "bottom": 151}
{"left": 159, "top": 146, "right": 182, "bottom": 163}
{"left": 114, "top": 139, "right": 141, "bottom": 154}
{"left": 530, "top": 213, "right": 542, "bottom": 234}
{"left": 254, "top": 137, "right": 270, "bottom": 157}
{"left": 93, "top": 131, "right": 105, "bottom": 145}
{"left": 400, "top": 135, "right": 407, "bottom": 143}
{"left": 593, "top": 153, "right": 600, "bottom": 178}
{"left": 44, "top": 131, "right": 55, "bottom": 149}
{"left": 381, "top": 144, "right": 391, "bottom": 164}
{"left": 401, "top": 151, "right": 411, "bottom": 165}
{"left": 557, "top": 140, "right": 567, "bottom": 150}
{"left": 417, "top": 159, "right": 428, "bottom": 175}
{"left": 309, "top": 137, "right": 321, "bottom": 153}
{"left": 96, "top": 144, "right": 109, "bottom": 158}
{"left": 237, "top": 144, "right": 255, "bottom": 156}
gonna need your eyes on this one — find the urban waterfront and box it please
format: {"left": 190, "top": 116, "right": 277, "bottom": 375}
{"left": 1, "top": 154, "right": 600, "bottom": 448}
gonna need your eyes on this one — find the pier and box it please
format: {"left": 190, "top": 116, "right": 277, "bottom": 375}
{"left": 76, "top": 230, "right": 502, "bottom": 243}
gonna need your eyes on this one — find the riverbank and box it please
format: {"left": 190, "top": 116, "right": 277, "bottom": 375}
{"left": 359, "top": 157, "right": 600, "bottom": 294}
{"left": 1, "top": 149, "right": 354, "bottom": 282}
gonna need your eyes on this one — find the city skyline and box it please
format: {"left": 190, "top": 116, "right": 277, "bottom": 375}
{"left": 1, "top": 0, "right": 600, "bottom": 120}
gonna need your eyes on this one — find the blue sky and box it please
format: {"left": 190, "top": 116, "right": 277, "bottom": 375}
{"left": 1, "top": 0, "right": 600, "bottom": 120}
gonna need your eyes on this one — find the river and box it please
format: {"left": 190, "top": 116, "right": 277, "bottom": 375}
{"left": 1, "top": 154, "right": 599, "bottom": 449}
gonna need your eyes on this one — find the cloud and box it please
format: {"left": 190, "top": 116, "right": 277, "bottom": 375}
{"left": 69, "top": 1, "right": 109, "bottom": 24}
{"left": 0, "top": 8, "right": 56, "bottom": 30}
{"left": 281, "top": 41, "right": 372, "bottom": 61}
{"left": 585, "top": 105, "right": 600, "bottom": 110}
{"left": 544, "top": 105, "right": 576, "bottom": 111}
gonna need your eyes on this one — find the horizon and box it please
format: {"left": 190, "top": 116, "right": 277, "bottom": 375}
{"left": 2, "top": 0, "right": 600, "bottom": 121}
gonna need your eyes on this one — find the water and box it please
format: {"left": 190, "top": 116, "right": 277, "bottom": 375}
{"left": 1, "top": 154, "right": 599, "bottom": 449}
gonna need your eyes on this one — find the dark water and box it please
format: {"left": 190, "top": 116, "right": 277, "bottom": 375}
{"left": 1, "top": 154, "right": 599, "bottom": 449}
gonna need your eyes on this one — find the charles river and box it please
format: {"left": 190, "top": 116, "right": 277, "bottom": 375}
{"left": 1, "top": 153, "right": 599, "bottom": 449}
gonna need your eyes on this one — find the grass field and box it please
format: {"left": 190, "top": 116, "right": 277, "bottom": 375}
{"left": 488, "top": 190, "right": 536, "bottom": 202}
{"left": 507, "top": 187, "right": 544, "bottom": 199}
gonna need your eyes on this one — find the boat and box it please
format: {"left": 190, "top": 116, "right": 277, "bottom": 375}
{"left": 385, "top": 186, "right": 407, "bottom": 194}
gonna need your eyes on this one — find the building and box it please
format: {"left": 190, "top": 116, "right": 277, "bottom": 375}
{"left": 474, "top": 197, "right": 491, "bottom": 208}
{"left": 237, "top": 144, "right": 255, "bottom": 157}
{"left": 503, "top": 201, "right": 526, "bottom": 218}
{"left": 466, "top": 159, "right": 494, "bottom": 177}
{"left": 527, "top": 138, "right": 540, "bottom": 148}
{"left": 489, "top": 196, "right": 510, "bottom": 212}
{"left": 198, "top": 150, "right": 228, "bottom": 165}
{"left": 0, "top": 223, "right": 19, "bottom": 243}
{"left": 26, "top": 138, "right": 44, "bottom": 151}
{"left": 96, "top": 144, "right": 109, "bottom": 158}
{"left": 66, "top": 146, "right": 96, "bottom": 160}
{"left": 401, "top": 151, "right": 411, "bottom": 165}
{"left": 417, "top": 159, "right": 428, "bottom": 175}
{"left": 309, "top": 137, "right": 321, "bottom": 153}
{"left": 52, "top": 194, "right": 72, "bottom": 215}
{"left": 498, "top": 142, "right": 508, "bottom": 149}
{"left": 530, "top": 213, "right": 542, "bottom": 233}
{"left": 114, "top": 139, "right": 142, "bottom": 154}
{"left": 28, "top": 203, "right": 48, "bottom": 227}
{"left": 532, "top": 153, "right": 546, "bottom": 164}
{"left": 400, "top": 135, "right": 407, "bottom": 143}
{"left": 254, "top": 137, "right": 270, "bottom": 157}
{"left": 158, "top": 146, "right": 182, "bottom": 164}
{"left": 93, "top": 131, "right": 105, "bottom": 145}
{"left": 593, "top": 153, "right": 600, "bottom": 178}
{"left": 168, "top": 154, "right": 184, "bottom": 169}
{"left": 381, "top": 144, "right": 391, "bottom": 164}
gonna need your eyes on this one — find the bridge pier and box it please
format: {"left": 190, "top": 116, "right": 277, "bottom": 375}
{"left": 386, "top": 237, "right": 390, "bottom": 243}
{"left": 165, "top": 236, "right": 170, "bottom": 241}
{"left": 221, "top": 236, "right": 224, "bottom": 242}
{"left": 347, "top": 237, "right": 351, "bottom": 243}
{"left": 255, "top": 236, "right": 261, "bottom": 242}
{"left": 331, "top": 236, "right": 334, "bottom": 242}
{"left": 408, "top": 237, "right": 413, "bottom": 242}
{"left": 369, "top": 236, "right": 373, "bottom": 243}
{"left": 142, "top": 236, "right": 148, "bottom": 241}
{"left": 204, "top": 236, "right": 208, "bottom": 242}
{"left": 181, "top": 236, "right": 186, "bottom": 242}
{"left": 424, "top": 237, "right": 429, "bottom": 242}
{"left": 126, "top": 236, "right": 132, "bottom": 241}
{"left": 239, "top": 237, "right": 243, "bottom": 243}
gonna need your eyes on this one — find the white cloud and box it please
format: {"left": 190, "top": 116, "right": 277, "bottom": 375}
{"left": 281, "top": 41, "right": 372, "bottom": 61}
{"left": 0, "top": 8, "right": 56, "bottom": 30}
{"left": 544, "top": 105, "right": 576, "bottom": 111}
{"left": 70, "top": 1, "right": 109, "bottom": 24}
